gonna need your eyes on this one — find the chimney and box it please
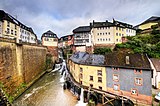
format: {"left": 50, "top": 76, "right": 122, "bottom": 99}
{"left": 126, "top": 56, "right": 130, "bottom": 65}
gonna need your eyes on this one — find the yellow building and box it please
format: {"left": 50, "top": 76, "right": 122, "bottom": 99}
{"left": 137, "top": 16, "right": 160, "bottom": 30}
{"left": 0, "top": 10, "right": 20, "bottom": 39}
{"left": 68, "top": 52, "right": 107, "bottom": 91}
{"left": 41, "top": 30, "right": 58, "bottom": 47}
{"left": 0, "top": 10, "right": 37, "bottom": 43}
{"left": 90, "top": 19, "right": 136, "bottom": 45}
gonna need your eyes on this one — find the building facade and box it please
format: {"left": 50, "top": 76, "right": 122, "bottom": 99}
{"left": 150, "top": 58, "right": 160, "bottom": 89}
{"left": 68, "top": 52, "right": 107, "bottom": 91}
{"left": 58, "top": 34, "right": 74, "bottom": 48}
{"left": 41, "top": 30, "right": 58, "bottom": 61}
{"left": 0, "top": 10, "right": 37, "bottom": 44}
{"left": 90, "top": 19, "right": 136, "bottom": 46}
{"left": 68, "top": 51, "right": 152, "bottom": 105}
{"left": 72, "top": 26, "right": 92, "bottom": 52}
{"left": 41, "top": 30, "right": 58, "bottom": 47}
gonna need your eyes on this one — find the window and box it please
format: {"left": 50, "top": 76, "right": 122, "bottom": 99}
{"left": 106, "top": 32, "right": 107, "bottom": 35}
{"left": 108, "top": 32, "right": 110, "bottom": 35}
{"left": 131, "top": 88, "right": 138, "bottom": 95}
{"left": 80, "top": 67, "right": 83, "bottom": 72}
{"left": 113, "top": 84, "right": 119, "bottom": 91}
{"left": 112, "top": 67, "right": 119, "bottom": 71}
{"left": 15, "top": 25, "right": 17, "bottom": 29}
{"left": 106, "top": 38, "right": 107, "bottom": 41}
{"left": 109, "top": 38, "right": 110, "bottom": 41}
{"left": 113, "top": 74, "right": 119, "bottom": 81}
{"left": 108, "top": 27, "right": 110, "bottom": 29}
{"left": 119, "top": 33, "right": 121, "bottom": 36}
{"left": 90, "top": 84, "right": 93, "bottom": 88}
{"left": 97, "top": 33, "right": 99, "bottom": 35}
{"left": 134, "top": 69, "right": 142, "bottom": 74}
{"left": 80, "top": 81, "right": 82, "bottom": 84}
{"left": 99, "top": 86, "right": 102, "bottom": 90}
{"left": 119, "top": 27, "right": 121, "bottom": 31}
{"left": 97, "top": 70, "right": 102, "bottom": 76}
{"left": 7, "top": 28, "right": 10, "bottom": 34}
{"left": 116, "top": 27, "right": 118, "bottom": 30}
{"left": 122, "top": 34, "right": 124, "bottom": 36}
{"left": 90, "top": 76, "right": 93, "bottom": 81}
{"left": 116, "top": 33, "right": 118, "bottom": 36}
{"left": 11, "top": 30, "right": 13, "bottom": 35}
{"left": 98, "top": 77, "right": 102, "bottom": 83}
{"left": 98, "top": 39, "right": 99, "bottom": 41}
{"left": 15, "top": 31, "right": 17, "bottom": 35}
{"left": 80, "top": 73, "right": 83, "bottom": 79}
{"left": 103, "top": 39, "right": 105, "bottom": 41}
{"left": 116, "top": 39, "right": 118, "bottom": 42}
{"left": 7, "top": 21, "right": 10, "bottom": 27}
{"left": 100, "top": 38, "right": 102, "bottom": 41}
{"left": 135, "top": 78, "right": 143, "bottom": 86}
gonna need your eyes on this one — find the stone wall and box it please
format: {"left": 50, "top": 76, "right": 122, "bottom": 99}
{"left": 0, "top": 41, "right": 47, "bottom": 101}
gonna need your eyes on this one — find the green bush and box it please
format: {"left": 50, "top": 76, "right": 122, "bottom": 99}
{"left": 94, "top": 47, "right": 112, "bottom": 55}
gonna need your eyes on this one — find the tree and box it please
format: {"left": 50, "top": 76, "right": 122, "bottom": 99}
{"left": 94, "top": 47, "right": 112, "bottom": 55}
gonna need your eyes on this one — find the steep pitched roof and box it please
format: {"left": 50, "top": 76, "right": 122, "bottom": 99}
{"left": 41, "top": 30, "right": 57, "bottom": 38}
{"left": 73, "top": 26, "right": 91, "bottom": 33}
{"left": 113, "top": 19, "right": 134, "bottom": 29}
{"left": 105, "top": 51, "right": 151, "bottom": 69}
{"left": 139, "top": 16, "right": 160, "bottom": 26}
{"left": 0, "top": 10, "right": 37, "bottom": 36}
{"left": 150, "top": 58, "right": 160, "bottom": 72}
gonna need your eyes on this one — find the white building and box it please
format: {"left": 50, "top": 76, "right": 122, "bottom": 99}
{"left": 19, "top": 24, "right": 37, "bottom": 44}
{"left": 150, "top": 58, "right": 160, "bottom": 89}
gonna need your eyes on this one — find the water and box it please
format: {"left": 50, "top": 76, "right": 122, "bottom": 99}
{"left": 75, "top": 88, "right": 87, "bottom": 106}
{"left": 60, "top": 71, "right": 66, "bottom": 83}
{"left": 13, "top": 68, "right": 77, "bottom": 106}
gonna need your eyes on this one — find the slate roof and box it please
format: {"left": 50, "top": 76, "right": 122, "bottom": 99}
{"left": 113, "top": 19, "right": 134, "bottom": 29}
{"left": 150, "top": 58, "right": 160, "bottom": 72}
{"left": 41, "top": 30, "right": 57, "bottom": 38}
{"left": 0, "top": 10, "right": 36, "bottom": 35}
{"left": 70, "top": 51, "right": 151, "bottom": 70}
{"left": 91, "top": 20, "right": 114, "bottom": 28}
{"left": 91, "top": 19, "right": 135, "bottom": 29}
{"left": 59, "top": 35, "right": 73, "bottom": 42}
{"left": 105, "top": 51, "right": 151, "bottom": 69}
{"left": 138, "top": 16, "right": 160, "bottom": 26}
{"left": 73, "top": 26, "right": 91, "bottom": 33}
{"left": 70, "top": 52, "right": 105, "bottom": 66}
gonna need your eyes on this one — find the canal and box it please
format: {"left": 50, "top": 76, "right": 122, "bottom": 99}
{"left": 13, "top": 67, "right": 78, "bottom": 106}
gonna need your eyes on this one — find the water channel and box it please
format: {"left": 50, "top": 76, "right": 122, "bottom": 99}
{"left": 13, "top": 64, "right": 78, "bottom": 106}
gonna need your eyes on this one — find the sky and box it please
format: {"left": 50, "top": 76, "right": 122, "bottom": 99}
{"left": 0, "top": 0, "right": 160, "bottom": 39}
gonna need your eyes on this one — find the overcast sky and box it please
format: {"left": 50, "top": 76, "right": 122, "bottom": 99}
{"left": 0, "top": 0, "right": 160, "bottom": 39}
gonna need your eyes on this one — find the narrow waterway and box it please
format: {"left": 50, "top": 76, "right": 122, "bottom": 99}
{"left": 13, "top": 69, "right": 78, "bottom": 106}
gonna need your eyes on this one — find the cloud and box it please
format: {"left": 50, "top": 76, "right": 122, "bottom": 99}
{"left": 1, "top": 0, "right": 160, "bottom": 39}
